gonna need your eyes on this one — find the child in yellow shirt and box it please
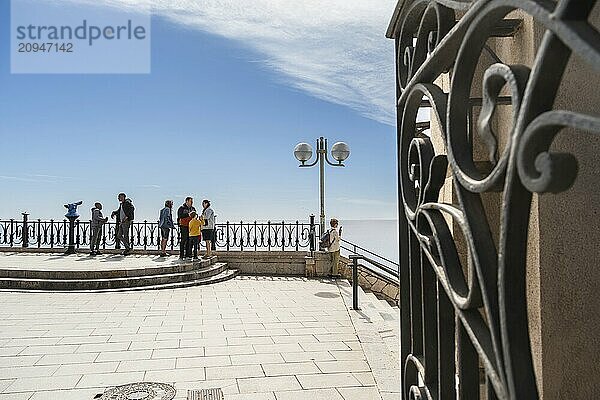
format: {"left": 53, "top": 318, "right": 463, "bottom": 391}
{"left": 188, "top": 211, "right": 203, "bottom": 259}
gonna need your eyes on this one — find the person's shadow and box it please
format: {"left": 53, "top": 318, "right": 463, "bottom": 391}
{"left": 99, "top": 255, "right": 126, "bottom": 262}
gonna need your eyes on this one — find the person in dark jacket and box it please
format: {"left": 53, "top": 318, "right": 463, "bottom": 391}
{"left": 111, "top": 193, "right": 135, "bottom": 255}
{"left": 159, "top": 200, "right": 175, "bottom": 257}
{"left": 177, "top": 197, "right": 196, "bottom": 259}
{"left": 90, "top": 202, "right": 108, "bottom": 255}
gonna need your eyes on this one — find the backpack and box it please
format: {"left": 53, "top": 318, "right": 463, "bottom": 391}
{"left": 126, "top": 199, "right": 135, "bottom": 221}
{"left": 319, "top": 230, "right": 331, "bottom": 250}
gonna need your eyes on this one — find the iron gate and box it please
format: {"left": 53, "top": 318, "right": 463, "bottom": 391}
{"left": 387, "top": 0, "right": 600, "bottom": 398}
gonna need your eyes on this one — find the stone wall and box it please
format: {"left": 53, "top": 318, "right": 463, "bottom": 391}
{"left": 220, "top": 250, "right": 400, "bottom": 304}
{"left": 215, "top": 251, "right": 309, "bottom": 276}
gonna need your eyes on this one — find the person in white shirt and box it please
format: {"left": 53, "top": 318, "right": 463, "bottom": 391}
{"left": 328, "top": 218, "right": 341, "bottom": 276}
{"left": 201, "top": 200, "right": 216, "bottom": 257}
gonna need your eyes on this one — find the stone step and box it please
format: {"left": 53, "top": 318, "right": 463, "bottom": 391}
{"left": 0, "top": 268, "right": 239, "bottom": 293}
{"left": 0, "top": 256, "right": 217, "bottom": 280}
{"left": 379, "top": 299, "right": 398, "bottom": 311}
{"left": 364, "top": 292, "right": 397, "bottom": 312}
{"left": 362, "top": 293, "right": 399, "bottom": 329}
{"left": 359, "top": 291, "right": 399, "bottom": 357}
{"left": 0, "top": 262, "right": 230, "bottom": 291}
{"left": 363, "top": 292, "right": 391, "bottom": 313}
{"left": 353, "top": 289, "right": 386, "bottom": 324}
{"left": 86, "top": 269, "right": 239, "bottom": 293}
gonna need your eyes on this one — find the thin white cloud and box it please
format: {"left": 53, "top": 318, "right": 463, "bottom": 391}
{"left": 25, "top": 174, "right": 74, "bottom": 180}
{"left": 50, "top": 0, "right": 399, "bottom": 125}
{"left": 0, "top": 175, "right": 38, "bottom": 182}
{"left": 0, "top": 174, "right": 73, "bottom": 182}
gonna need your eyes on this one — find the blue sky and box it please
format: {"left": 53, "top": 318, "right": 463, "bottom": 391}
{"left": 0, "top": 0, "right": 399, "bottom": 222}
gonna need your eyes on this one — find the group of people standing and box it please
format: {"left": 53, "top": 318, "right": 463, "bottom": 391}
{"left": 88, "top": 193, "right": 215, "bottom": 260}
{"left": 160, "top": 197, "right": 215, "bottom": 259}
{"left": 90, "top": 192, "right": 135, "bottom": 256}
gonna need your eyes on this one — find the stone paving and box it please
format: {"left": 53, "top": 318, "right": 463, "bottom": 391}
{"left": 0, "top": 274, "right": 400, "bottom": 400}
{"left": 0, "top": 252, "right": 182, "bottom": 272}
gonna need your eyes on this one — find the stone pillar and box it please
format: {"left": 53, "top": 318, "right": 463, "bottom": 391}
{"left": 304, "top": 256, "right": 316, "bottom": 277}
{"left": 314, "top": 251, "right": 332, "bottom": 276}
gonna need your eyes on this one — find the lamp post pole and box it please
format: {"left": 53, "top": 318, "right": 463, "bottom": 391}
{"left": 294, "top": 137, "right": 351, "bottom": 236}
{"left": 318, "top": 138, "right": 326, "bottom": 234}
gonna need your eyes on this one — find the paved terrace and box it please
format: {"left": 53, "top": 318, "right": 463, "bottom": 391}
{"left": 0, "top": 253, "right": 188, "bottom": 272}
{"left": 0, "top": 254, "right": 400, "bottom": 400}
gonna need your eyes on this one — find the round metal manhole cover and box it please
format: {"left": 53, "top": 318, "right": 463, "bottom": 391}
{"left": 99, "top": 382, "right": 176, "bottom": 400}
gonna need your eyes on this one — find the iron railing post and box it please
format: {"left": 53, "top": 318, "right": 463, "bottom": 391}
{"left": 10, "top": 218, "right": 14, "bottom": 247}
{"left": 212, "top": 215, "right": 217, "bottom": 251}
{"left": 37, "top": 219, "right": 41, "bottom": 248}
{"left": 65, "top": 216, "right": 77, "bottom": 254}
{"left": 21, "top": 212, "right": 29, "bottom": 248}
{"left": 75, "top": 219, "right": 81, "bottom": 249}
{"left": 130, "top": 222, "right": 135, "bottom": 249}
{"left": 309, "top": 214, "right": 316, "bottom": 254}
{"left": 352, "top": 256, "right": 359, "bottom": 310}
{"left": 115, "top": 220, "right": 121, "bottom": 250}
{"left": 143, "top": 220, "right": 148, "bottom": 250}
{"left": 295, "top": 220, "right": 300, "bottom": 251}
{"left": 267, "top": 220, "right": 271, "bottom": 251}
{"left": 62, "top": 219, "right": 67, "bottom": 246}
{"left": 49, "top": 219, "right": 54, "bottom": 248}
{"left": 240, "top": 221, "right": 244, "bottom": 251}
{"left": 226, "top": 221, "right": 230, "bottom": 252}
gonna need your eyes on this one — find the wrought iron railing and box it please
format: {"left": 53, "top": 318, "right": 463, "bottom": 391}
{"left": 388, "top": 0, "right": 599, "bottom": 399}
{"left": 0, "top": 214, "right": 317, "bottom": 252}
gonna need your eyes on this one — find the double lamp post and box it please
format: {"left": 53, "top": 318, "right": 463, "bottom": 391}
{"left": 294, "top": 137, "right": 350, "bottom": 235}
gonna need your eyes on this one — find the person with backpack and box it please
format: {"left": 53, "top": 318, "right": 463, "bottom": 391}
{"left": 159, "top": 200, "right": 175, "bottom": 257}
{"left": 320, "top": 218, "right": 341, "bottom": 276}
{"left": 111, "top": 193, "right": 135, "bottom": 255}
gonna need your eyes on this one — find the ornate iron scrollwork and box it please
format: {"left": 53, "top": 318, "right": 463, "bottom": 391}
{"left": 389, "top": 0, "right": 600, "bottom": 398}
{"left": 0, "top": 218, "right": 315, "bottom": 252}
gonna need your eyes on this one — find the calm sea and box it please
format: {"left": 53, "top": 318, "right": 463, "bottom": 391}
{"left": 338, "top": 219, "right": 399, "bottom": 263}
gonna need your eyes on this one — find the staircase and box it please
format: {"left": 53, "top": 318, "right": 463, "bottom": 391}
{"left": 337, "top": 280, "right": 401, "bottom": 400}
{"left": 360, "top": 291, "right": 400, "bottom": 360}
{"left": 0, "top": 256, "right": 238, "bottom": 292}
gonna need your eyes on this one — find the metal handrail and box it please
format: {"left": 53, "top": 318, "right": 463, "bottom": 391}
{"left": 340, "top": 238, "right": 399, "bottom": 289}
{"left": 348, "top": 253, "right": 399, "bottom": 311}
{"left": 340, "top": 238, "right": 399, "bottom": 267}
